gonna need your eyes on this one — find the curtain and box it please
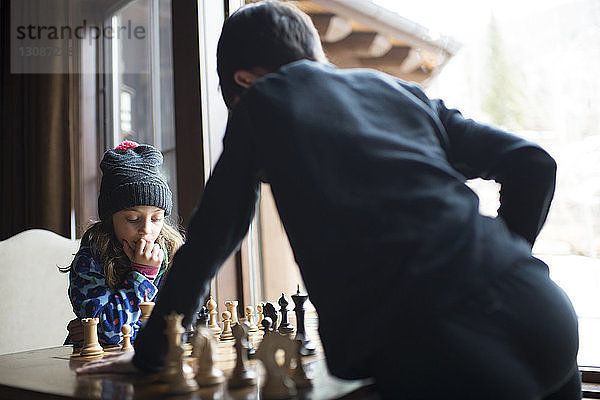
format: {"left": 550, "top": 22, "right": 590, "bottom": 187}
{"left": 0, "top": 0, "right": 72, "bottom": 240}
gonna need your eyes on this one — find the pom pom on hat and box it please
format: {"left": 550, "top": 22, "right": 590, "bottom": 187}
{"left": 114, "top": 140, "right": 139, "bottom": 151}
{"left": 98, "top": 142, "right": 172, "bottom": 221}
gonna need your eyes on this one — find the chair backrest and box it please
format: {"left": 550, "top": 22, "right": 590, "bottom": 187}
{"left": 0, "top": 229, "right": 80, "bottom": 354}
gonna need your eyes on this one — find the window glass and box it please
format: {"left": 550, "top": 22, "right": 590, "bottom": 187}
{"left": 103, "top": 0, "right": 179, "bottom": 221}
{"left": 375, "top": 0, "right": 600, "bottom": 366}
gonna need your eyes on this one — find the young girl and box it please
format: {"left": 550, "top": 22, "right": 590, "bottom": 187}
{"left": 63, "top": 140, "right": 184, "bottom": 346}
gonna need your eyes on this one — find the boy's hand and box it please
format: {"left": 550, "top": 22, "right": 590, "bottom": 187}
{"left": 76, "top": 351, "right": 139, "bottom": 375}
{"left": 67, "top": 318, "right": 84, "bottom": 343}
{"left": 123, "top": 239, "right": 164, "bottom": 268}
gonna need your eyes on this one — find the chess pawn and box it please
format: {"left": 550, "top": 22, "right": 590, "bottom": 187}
{"left": 219, "top": 311, "right": 234, "bottom": 341}
{"left": 225, "top": 300, "right": 239, "bottom": 325}
{"left": 291, "top": 286, "right": 316, "bottom": 356}
{"left": 80, "top": 317, "right": 104, "bottom": 356}
{"left": 120, "top": 324, "right": 133, "bottom": 352}
{"left": 192, "top": 326, "right": 225, "bottom": 386}
{"left": 196, "top": 306, "right": 209, "bottom": 329}
{"left": 161, "top": 312, "right": 198, "bottom": 393}
{"left": 262, "top": 302, "right": 278, "bottom": 333}
{"left": 277, "top": 293, "right": 294, "bottom": 334}
{"left": 188, "top": 306, "right": 209, "bottom": 345}
{"left": 261, "top": 317, "right": 273, "bottom": 336}
{"left": 206, "top": 296, "right": 222, "bottom": 336}
{"left": 256, "top": 329, "right": 297, "bottom": 399}
{"left": 245, "top": 305, "right": 259, "bottom": 332}
{"left": 228, "top": 322, "right": 257, "bottom": 389}
{"left": 139, "top": 290, "right": 155, "bottom": 323}
{"left": 256, "top": 303, "right": 265, "bottom": 330}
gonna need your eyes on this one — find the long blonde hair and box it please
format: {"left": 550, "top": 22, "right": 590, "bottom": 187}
{"left": 60, "top": 219, "right": 184, "bottom": 290}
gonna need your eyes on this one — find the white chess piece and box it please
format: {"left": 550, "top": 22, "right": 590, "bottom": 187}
{"left": 120, "top": 324, "right": 133, "bottom": 352}
{"left": 192, "top": 326, "right": 225, "bottom": 386}
{"left": 245, "top": 305, "right": 259, "bottom": 332}
{"left": 285, "top": 339, "right": 312, "bottom": 388}
{"left": 256, "top": 304, "right": 265, "bottom": 330}
{"left": 225, "top": 300, "right": 239, "bottom": 324}
{"left": 256, "top": 331, "right": 297, "bottom": 399}
{"left": 220, "top": 311, "right": 234, "bottom": 341}
{"left": 79, "top": 318, "right": 104, "bottom": 356}
{"left": 161, "top": 312, "right": 199, "bottom": 394}
{"left": 139, "top": 291, "right": 155, "bottom": 323}
{"left": 206, "top": 297, "right": 222, "bottom": 336}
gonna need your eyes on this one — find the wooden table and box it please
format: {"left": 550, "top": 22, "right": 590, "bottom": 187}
{"left": 0, "top": 346, "right": 378, "bottom": 400}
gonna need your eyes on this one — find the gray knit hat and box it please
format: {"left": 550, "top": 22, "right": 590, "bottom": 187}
{"left": 98, "top": 141, "right": 172, "bottom": 221}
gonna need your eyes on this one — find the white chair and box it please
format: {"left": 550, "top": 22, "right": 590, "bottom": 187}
{"left": 0, "top": 229, "right": 80, "bottom": 354}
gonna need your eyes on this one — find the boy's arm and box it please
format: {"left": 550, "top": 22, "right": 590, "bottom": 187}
{"left": 69, "top": 253, "right": 158, "bottom": 344}
{"left": 132, "top": 105, "right": 261, "bottom": 372}
{"left": 432, "top": 99, "right": 556, "bottom": 246}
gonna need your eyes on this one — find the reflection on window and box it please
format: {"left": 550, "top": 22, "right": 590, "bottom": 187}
{"left": 104, "top": 0, "right": 179, "bottom": 221}
{"left": 120, "top": 89, "right": 133, "bottom": 135}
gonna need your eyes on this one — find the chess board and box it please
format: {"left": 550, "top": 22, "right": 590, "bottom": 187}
{"left": 0, "top": 314, "right": 375, "bottom": 400}
{"left": 67, "top": 308, "right": 324, "bottom": 367}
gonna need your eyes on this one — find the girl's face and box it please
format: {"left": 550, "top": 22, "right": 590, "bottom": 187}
{"left": 112, "top": 206, "right": 165, "bottom": 250}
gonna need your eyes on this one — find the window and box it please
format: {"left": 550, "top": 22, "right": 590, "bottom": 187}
{"left": 196, "top": 0, "right": 265, "bottom": 310}
{"left": 102, "top": 0, "right": 179, "bottom": 220}
{"left": 374, "top": 0, "right": 600, "bottom": 371}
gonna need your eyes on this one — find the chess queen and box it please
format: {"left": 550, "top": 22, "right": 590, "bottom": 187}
{"left": 61, "top": 141, "right": 184, "bottom": 347}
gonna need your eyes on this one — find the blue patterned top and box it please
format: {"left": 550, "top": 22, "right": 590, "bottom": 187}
{"left": 68, "top": 238, "right": 167, "bottom": 345}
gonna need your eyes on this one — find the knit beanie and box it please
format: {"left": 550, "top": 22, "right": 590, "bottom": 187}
{"left": 98, "top": 141, "right": 172, "bottom": 221}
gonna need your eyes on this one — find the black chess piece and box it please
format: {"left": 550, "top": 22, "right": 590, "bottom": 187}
{"left": 196, "top": 306, "right": 209, "bottom": 328}
{"left": 262, "top": 302, "right": 278, "bottom": 333}
{"left": 188, "top": 305, "right": 209, "bottom": 344}
{"left": 277, "top": 293, "right": 294, "bottom": 334}
{"left": 291, "top": 286, "right": 316, "bottom": 356}
{"left": 261, "top": 317, "right": 273, "bottom": 335}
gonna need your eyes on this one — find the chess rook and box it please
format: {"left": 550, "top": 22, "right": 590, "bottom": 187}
{"left": 79, "top": 318, "right": 104, "bottom": 357}
{"left": 225, "top": 300, "right": 239, "bottom": 325}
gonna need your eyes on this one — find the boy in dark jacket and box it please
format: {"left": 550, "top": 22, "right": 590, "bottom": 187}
{"left": 79, "top": 2, "right": 579, "bottom": 398}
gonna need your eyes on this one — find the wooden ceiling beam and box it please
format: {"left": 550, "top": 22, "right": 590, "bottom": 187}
{"left": 323, "top": 31, "right": 391, "bottom": 58}
{"left": 286, "top": 0, "right": 450, "bottom": 85}
{"left": 309, "top": 13, "right": 352, "bottom": 42}
{"left": 358, "top": 46, "right": 411, "bottom": 68}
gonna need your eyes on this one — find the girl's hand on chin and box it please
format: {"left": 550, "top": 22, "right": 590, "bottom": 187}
{"left": 123, "top": 239, "right": 164, "bottom": 267}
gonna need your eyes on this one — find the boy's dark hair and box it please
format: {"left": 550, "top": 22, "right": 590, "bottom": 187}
{"left": 217, "top": 0, "right": 325, "bottom": 108}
